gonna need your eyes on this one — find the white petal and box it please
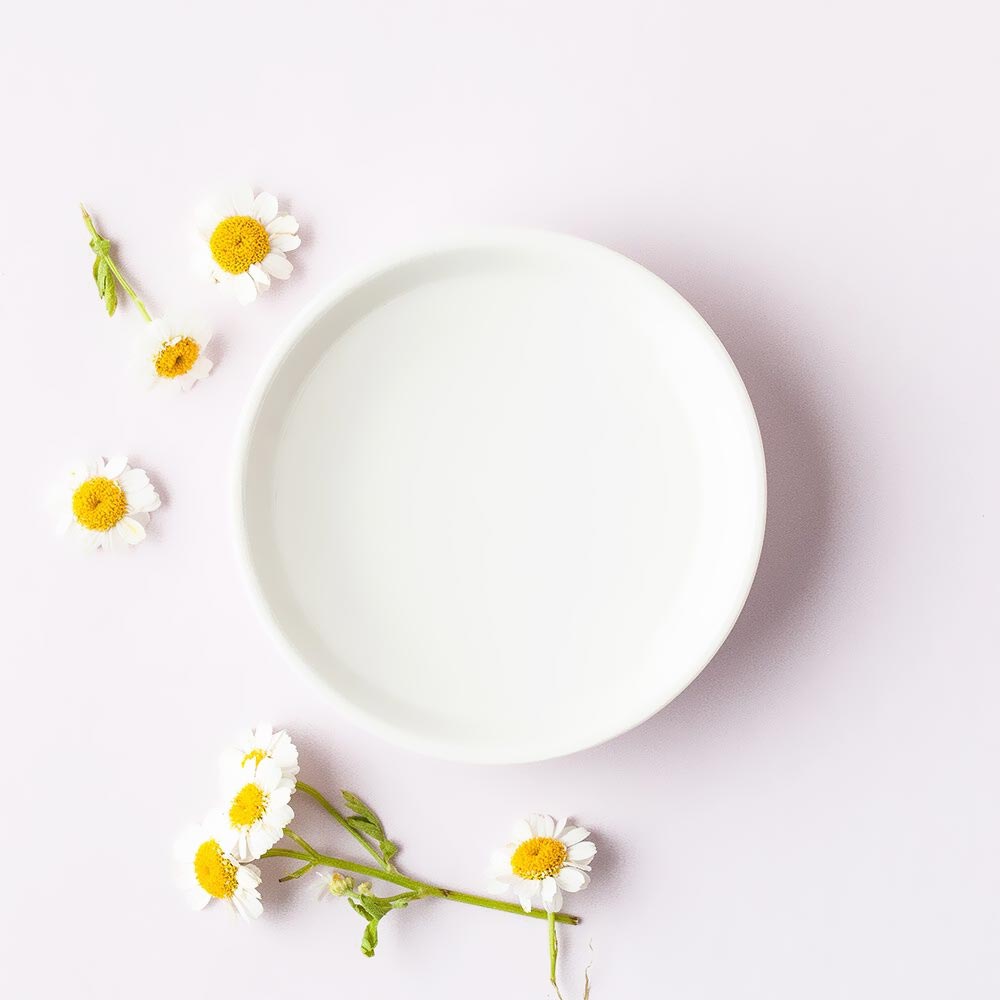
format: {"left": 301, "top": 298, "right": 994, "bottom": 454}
{"left": 261, "top": 252, "right": 292, "bottom": 279}
{"left": 118, "top": 468, "right": 149, "bottom": 492}
{"left": 266, "top": 214, "right": 298, "bottom": 236}
{"left": 512, "top": 819, "right": 533, "bottom": 843}
{"left": 554, "top": 867, "right": 589, "bottom": 892}
{"left": 193, "top": 244, "right": 218, "bottom": 278}
{"left": 540, "top": 877, "right": 563, "bottom": 912}
{"left": 230, "top": 184, "right": 255, "bottom": 216}
{"left": 254, "top": 758, "right": 283, "bottom": 788}
{"left": 194, "top": 198, "right": 227, "bottom": 236}
{"left": 269, "top": 233, "right": 300, "bottom": 253}
{"left": 232, "top": 272, "right": 258, "bottom": 304}
{"left": 560, "top": 826, "right": 590, "bottom": 846}
{"left": 126, "top": 487, "right": 158, "bottom": 514}
{"left": 116, "top": 517, "right": 146, "bottom": 545}
{"left": 253, "top": 192, "right": 278, "bottom": 225}
{"left": 67, "top": 460, "right": 91, "bottom": 485}
{"left": 190, "top": 356, "right": 213, "bottom": 380}
{"left": 568, "top": 841, "right": 596, "bottom": 863}
{"left": 248, "top": 263, "right": 270, "bottom": 290}
{"left": 104, "top": 527, "right": 128, "bottom": 554}
{"left": 189, "top": 888, "right": 211, "bottom": 911}
{"left": 516, "top": 888, "right": 535, "bottom": 913}
{"left": 536, "top": 815, "right": 556, "bottom": 838}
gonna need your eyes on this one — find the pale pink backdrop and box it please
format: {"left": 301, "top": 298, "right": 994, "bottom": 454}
{"left": 2, "top": 1, "right": 998, "bottom": 997}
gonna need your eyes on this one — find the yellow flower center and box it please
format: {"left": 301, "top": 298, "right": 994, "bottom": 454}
{"left": 154, "top": 337, "right": 200, "bottom": 378}
{"left": 241, "top": 748, "right": 267, "bottom": 768}
{"left": 194, "top": 839, "right": 238, "bottom": 899}
{"left": 72, "top": 476, "right": 127, "bottom": 532}
{"left": 229, "top": 782, "right": 268, "bottom": 828}
{"left": 510, "top": 836, "right": 568, "bottom": 880}
{"left": 209, "top": 215, "right": 270, "bottom": 274}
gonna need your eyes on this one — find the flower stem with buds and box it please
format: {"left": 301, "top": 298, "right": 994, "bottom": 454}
{"left": 262, "top": 839, "right": 580, "bottom": 925}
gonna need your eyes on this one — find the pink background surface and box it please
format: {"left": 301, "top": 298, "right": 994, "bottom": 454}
{"left": 2, "top": 2, "right": 998, "bottom": 996}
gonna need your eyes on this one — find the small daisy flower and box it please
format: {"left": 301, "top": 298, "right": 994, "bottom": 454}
{"left": 138, "top": 317, "right": 213, "bottom": 391}
{"left": 175, "top": 822, "right": 263, "bottom": 921}
{"left": 488, "top": 814, "right": 596, "bottom": 914}
{"left": 54, "top": 456, "right": 160, "bottom": 552}
{"left": 211, "top": 757, "right": 295, "bottom": 862}
{"left": 220, "top": 723, "right": 299, "bottom": 790}
{"left": 195, "top": 186, "right": 300, "bottom": 305}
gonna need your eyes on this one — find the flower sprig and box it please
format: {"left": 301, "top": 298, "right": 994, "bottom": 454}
{"left": 81, "top": 205, "right": 151, "bottom": 321}
{"left": 80, "top": 205, "right": 213, "bottom": 391}
{"left": 178, "top": 724, "right": 591, "bottom": 992}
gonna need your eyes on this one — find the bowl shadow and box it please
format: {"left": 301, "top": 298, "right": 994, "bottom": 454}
{"left": 573, "top": 232, "right": 837, "bottom": 755}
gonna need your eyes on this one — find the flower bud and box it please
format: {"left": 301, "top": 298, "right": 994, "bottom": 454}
{"left": 328, "top": 873, "right": 353, "bottom": 896}
{"left": 357, "top": 882, "right": 373, "bottom": 897}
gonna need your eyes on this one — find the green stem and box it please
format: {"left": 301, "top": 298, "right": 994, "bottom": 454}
{"left": 283, "top": 828, "right": 318, "bottom": 857}
{"left": 80, "top": 204, "right": 152, "bottom": 322}
{"left": 548, "top": 911, "right": 563, "bottom": 998}
{"left": 295, "top": 780, "right": 392, "bottom": 870}
{"left": 262, "top": 845, "right": 580, "bottom": 926}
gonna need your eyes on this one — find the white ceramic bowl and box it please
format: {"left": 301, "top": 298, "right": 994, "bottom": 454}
{"left": 234, "top": 230, "right": 765, "bottom": 763}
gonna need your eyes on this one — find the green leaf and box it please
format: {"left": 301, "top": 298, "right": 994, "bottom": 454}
{"left": 104, "top": 278, "right": 117, "bottom": 316}
{"left": 96, "top": 257, "right": 111, "bottom": 293}
{"left": 92, "top": 255, "right": 100, "bottom": 289}
{"left": 348, "top": 817, "right": 382, "bottom": 838}
{"left": 360, "top": 918, "right": 379, "bottom": 958}
{"left": 342, "top": 791, "right": 385, "bottom": 833}
{"left": 342, "top": 790, "right": 400, "bottom": 867}
{"left": 360, "top": 895, "right": 392, "bottom": 920}
{"left": 277, "top": 861, "right": 315, "bottom": 883}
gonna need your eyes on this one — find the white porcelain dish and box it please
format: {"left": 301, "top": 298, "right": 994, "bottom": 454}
{"left": 234, "top": 230, "right": 765, "bottom": 763}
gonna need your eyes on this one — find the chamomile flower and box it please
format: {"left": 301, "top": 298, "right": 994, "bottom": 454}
{"left": 211, "top": 757, "right": 295, "bottom": 862}
{"left": 487, "top": 814, "right": 595, "bottom": 914}
{"left": 175, "top": 822, "right": 263, "bottom": 921}
{"left": 138, "top": 317, "right": 213, "bottom": 391}
{"left": 220, "top": 723, "right": 299, "bottom": 790}
{"left": 54, "top": 456, "right": 160, "bottom": 552}
{"left": 195, "top": 186, "right": 300, "bottom": 304}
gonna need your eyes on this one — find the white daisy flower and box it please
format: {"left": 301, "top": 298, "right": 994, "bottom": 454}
{"left": 138, "top": 316, "right": 213, "bottom": 391}
{"left": 195, "top": 185, "right": 300, "bottom": 305}
{"left": 175, "top": 822, "right": 263, "bottom": 921}
{"left": 210, "top": 757, "right": 295, "bottom": 862}
{"left": 54, "top": 456, "right": 161, "bottom": 552}
{"left": 487, "top": 814, "right": 595, "bottom": 914}
{"left": 220, "top": 723, "right": 299, "bottom": 790}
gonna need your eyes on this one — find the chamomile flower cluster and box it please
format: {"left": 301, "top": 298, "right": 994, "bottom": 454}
{"left": 175, "top": 724, "right": 299, "bottom": 921}
{"left": 174, "top": 726, "right": 592, "bottom": 990}
{"left": 82, "top": 186, "right": 305, "bottom": 406}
